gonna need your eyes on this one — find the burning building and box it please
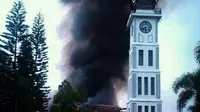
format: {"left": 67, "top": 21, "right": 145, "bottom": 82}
{"left": 76, "top": 104, "right": 127, "bottom": 112}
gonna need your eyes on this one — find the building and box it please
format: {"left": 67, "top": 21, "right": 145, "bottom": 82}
{"left": 76, "top": 104, "right": 126, "bottom": 112}
{"left": 127, "top": 0, "right": 162, "bottom": 112}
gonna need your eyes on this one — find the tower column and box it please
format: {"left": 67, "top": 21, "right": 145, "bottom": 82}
{"left": 127, "top": 2, "right": 162, "bottom": 112}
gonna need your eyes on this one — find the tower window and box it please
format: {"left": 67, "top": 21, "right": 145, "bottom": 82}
{"left": 151, "top": 77, "right": 155, "bottom": 95}
{"left": 144, "top": 77, "right": 148, "bottom": 95}
{"left": 138, "top": 106, "right": 142, "bottom": 112}
{"left": 148, "top": 50, "right": 153, "bottom": 66}
{"left": 145, "top": 106, "right": 149, "bottom": 112}
{"left": 151, "top": 106, "right": 155, "bottom": 112}
{"left": 138, "top": 77, "right": 142, "bottom": 95}
{"left": 139, "top": 50, "right": 144, "bottom": 66}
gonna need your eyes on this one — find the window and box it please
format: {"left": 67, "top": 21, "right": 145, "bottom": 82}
{"left": 132, "top": 48, "right": 136, "bottom": 68}
{"left": 148, "top": 50, "right": 153, "bottom": 66}
{"left": 148, "top": 35, "right": 153, "bottom": 43}
{"left": 139, "top": 34, "right": 144, "bottom": 42}
{"left": 138, "top": 77, "right": 142, "bottom": 95}
{"left": 151, "top": 106, "right": 155, "bottom": 112}
{"left": 138, "top": 106, "right": 142, "bottom": 112}
{"left": 151, "top": 77, "right": 155, "bottom": 95}
{"left": 145, "top": 106, "right": 149, "bottom": 112}
{"left": 139, "top": 50, "right": 144, "bottom": 66}
{"left": 144, "top": 77, "right": 148, "bottom": 95}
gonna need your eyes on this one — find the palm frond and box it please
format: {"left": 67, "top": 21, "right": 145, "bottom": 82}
{"left": 172, "top": 73, "right": 195, "bottom": 94}
{"left": 177, "top": 90, "right": 194, "bottom": 112}
{"left": 192, "top": 68, "right": 200, "bottom": 92}
{"left": 194, "top": 41, "right": 200, "bottom": 64}
{"left": 187, "top": 105, "right": 196, "bottom": 112}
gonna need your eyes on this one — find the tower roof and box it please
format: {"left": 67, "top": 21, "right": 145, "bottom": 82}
{"left": 131, "top": 0, "right": 158, "bottom": 11}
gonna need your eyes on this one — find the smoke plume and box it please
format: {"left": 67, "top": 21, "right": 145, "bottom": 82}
{"left": 59, "top": 0, "right": 130, "bottom": 105}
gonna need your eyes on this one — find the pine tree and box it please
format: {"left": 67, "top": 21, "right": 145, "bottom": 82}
{"left": 17, "top": 36, "right": 35, "bottom": 112}
{"left": 0, "top": 1, "right": 30, "bottom": 111}
{"left": 0, "top": 50, "right": 13, "bottom": 111}
{"left": 1, "top": 1, "right": 29, "bottom": 68}
{"left": 31, "top": 13, "right": 50, "bottom": 111}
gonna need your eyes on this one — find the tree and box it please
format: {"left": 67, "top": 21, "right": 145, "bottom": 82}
{"left": 0, "top": 1, "right": 29, "bottom": 111}
{"left": 50, "top": 80, "right": 87, "bottom": 112}
{"left": 172, "top": 41, "right": 200, "bottom": 112}
{"left": 31, "top": 13, "right": 50, "bottom": 111}
{"left": 172, "top": 69, "right": 200, "bottom": 112}
{"left": 194, "top": 41, "right": 200, "bottom": 65}
{"left": 0, "top": 1, "right": 29, "bottom": 69}
{"left": 0, "top": 50, "right": 13, "bottom": 111}
{"left": 17, "top": 36, "right": 35, "bottom": 112}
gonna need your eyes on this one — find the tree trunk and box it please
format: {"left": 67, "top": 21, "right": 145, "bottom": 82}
{"left": 14, "top": 101, "right": 18, "bottom": 112}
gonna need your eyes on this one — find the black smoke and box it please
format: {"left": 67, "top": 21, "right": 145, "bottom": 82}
{"left": 60, "top": 0, "right": 130, "bottom": 105}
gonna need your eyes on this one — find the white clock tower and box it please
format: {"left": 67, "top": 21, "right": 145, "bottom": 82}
{"left": 126, "top": 0, "right": 162, "bottom": 112}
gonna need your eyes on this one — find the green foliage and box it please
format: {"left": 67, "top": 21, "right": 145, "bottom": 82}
{"left": 0, "top": 1, "right": 50, "bottom": 112}
{"left": 16, "top": 36, "right": 35, "bottom": 112}
{"left": 194, "top": 41, "right": 200, "bottom": 65}
{"left": 173, "top": 40, "right": 200, "bottom": 112}
{"left": 50, "top": 80, "right": 87, "bottom": 112}
{"left": 0, "top": 1, "right": 29, "bottom": 61}
{"left": 0, "top": 50, "right": 13, "bottom": 111}
{"left": 173, "top": 68, "right": 200, "bottom": 112}
{"left": 31, "top": 12, "right": 50, "bottom": 111}
{"left": 0, "top": 1, "right": 30, "bottom": 112}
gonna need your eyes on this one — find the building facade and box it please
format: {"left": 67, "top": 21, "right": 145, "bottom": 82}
{"left": 127, "top": 0, "right": 162, "bottom": 112}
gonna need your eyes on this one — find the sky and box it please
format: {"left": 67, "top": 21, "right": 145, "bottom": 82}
{"left": 0, "top": 0, "right": 199, "bottom": 112}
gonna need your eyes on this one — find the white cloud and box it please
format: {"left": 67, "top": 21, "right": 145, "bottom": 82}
{"left": 159, "top": 0, "right": 200, "bottom": 111}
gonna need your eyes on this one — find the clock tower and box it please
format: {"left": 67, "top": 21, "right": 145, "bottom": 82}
{"left": 127, "top": 0, "right": 162, "bottom": 112}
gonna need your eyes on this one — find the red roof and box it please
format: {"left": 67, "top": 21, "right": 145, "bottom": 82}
{"left": 75, "top": 103, "right": 127, "bottom": 111}
{"left": 87, "top": 104, "right": 126, "bottom": 110}
{"left": 96, "top": 105, "right": 120, "bottom": 110}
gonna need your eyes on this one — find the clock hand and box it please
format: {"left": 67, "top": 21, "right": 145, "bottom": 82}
{"left": 141, "top": 27, "right": 145, "bottom": 31}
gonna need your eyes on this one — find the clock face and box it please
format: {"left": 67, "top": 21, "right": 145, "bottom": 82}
{"left": 139, "top": 21, "right": 152, "bottom": 33}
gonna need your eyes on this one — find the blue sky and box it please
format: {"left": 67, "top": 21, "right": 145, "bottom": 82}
{"left": 159, "top": 0, "right": 199, "bottom": 111}
{"left": 0, "top": 0, "right": 199, "bottom": 111}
